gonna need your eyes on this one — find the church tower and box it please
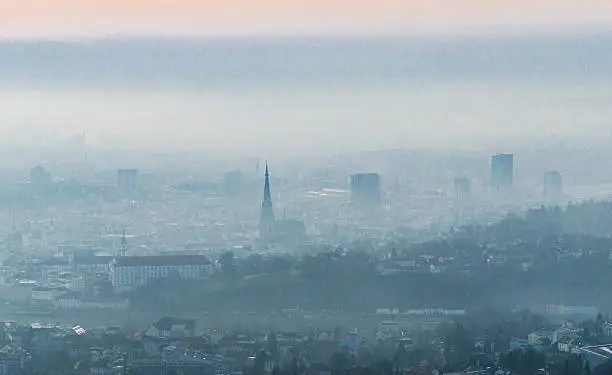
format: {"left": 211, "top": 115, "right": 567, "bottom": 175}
{"left": 259, "top": 162, "right": 275, "bottom": 238}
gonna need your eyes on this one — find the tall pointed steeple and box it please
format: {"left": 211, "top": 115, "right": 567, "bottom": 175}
{"left": 259, "top": 162, "right": 275, "bottom": 238}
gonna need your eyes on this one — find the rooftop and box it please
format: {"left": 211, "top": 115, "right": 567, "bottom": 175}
{"left": 154, "top": 317, "right": 196, "bottom": 332}
{"left": 581, "top": 345, "right": 612, "bottom": 359}
{"left": 113, "top": 255, "right": 210, "bottom": 267}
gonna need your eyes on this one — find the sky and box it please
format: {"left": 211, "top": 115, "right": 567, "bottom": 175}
{"left": 1, "top": 2, "right": 612, "bottom": 159}
{"left": 1, "top": 0, "right": 612, "bottom": 39}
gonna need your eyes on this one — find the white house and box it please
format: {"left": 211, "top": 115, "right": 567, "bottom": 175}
{"left": 552, "top": 322, "right": 583, "bottom": 344}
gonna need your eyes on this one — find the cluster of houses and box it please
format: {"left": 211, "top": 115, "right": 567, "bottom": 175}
{"left": 0, "top": 317, "right": 395, "bottom": 375}
{"left": 472, "top": 317, "right": 612, "bottom": 372}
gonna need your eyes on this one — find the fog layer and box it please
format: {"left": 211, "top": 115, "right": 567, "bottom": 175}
{"left": 0, "top": 35, "right": 611, "bottom": 155}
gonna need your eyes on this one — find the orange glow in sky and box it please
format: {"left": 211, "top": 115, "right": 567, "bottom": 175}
{"left": 1, "top": 0, "right": 612, "bottom": 38}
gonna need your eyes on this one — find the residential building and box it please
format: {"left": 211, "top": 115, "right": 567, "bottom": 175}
{"left": 144, "top": 317, "right": 197, "bottom": 339}
{"left": 600, "top": 321, "right": 612, "bottom": 337}
{"left": 552, "top": 322, "right": 582, "bottom": 344}
{"left": 527, "top": 328, "right": 554, "bottom": 346}
{"left": 557, "top": 337, "right": 583, "bottom": 354}
{"left": 110, "top": 255, "right": 211, "bottom": 291}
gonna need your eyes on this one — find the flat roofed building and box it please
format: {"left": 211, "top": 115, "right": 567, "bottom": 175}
{"left": 491, "top": 153, "right": 513, "bottom": 192}
{"left": 350, "top": 173, "right": 381, "bottom": 208}
{"left": 110, "top": 255, "right": 211, "bottom": 291}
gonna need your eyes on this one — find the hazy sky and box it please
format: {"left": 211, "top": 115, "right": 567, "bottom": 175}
{"left": 1, "top": 2, "right": 612, "bottom": 158}
{"left": 1, "top": 35, "right": 612, "bottom": 156}
{"left": 2, "top": 0, "right": 612, "bottom": 38}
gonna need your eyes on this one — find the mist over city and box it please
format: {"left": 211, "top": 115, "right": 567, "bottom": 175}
{"left": 2, "top": 5, "right": 612, "bottom": 375}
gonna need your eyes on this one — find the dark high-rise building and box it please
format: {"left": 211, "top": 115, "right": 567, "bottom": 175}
{"left": 117, "top": 169, "right": 139, "bottom": 192}
{"left": 259, "top": 163, "right": 275, "bottom": 238}
{"left": 544, "top": 170, "right": 563, "bottom": 199}
{"left": 491, "top": 153, "right": 514, "bottom": 192}
{"left": 454, "top": 177, "right": 471, "bottom": 202}
{"left": 350, "top": 173, "right": 381, "bottom": 207}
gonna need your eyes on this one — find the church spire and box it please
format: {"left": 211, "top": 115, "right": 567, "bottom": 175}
{"left": 259, "top": 161, "right": 275, "bottom": 238}
{"left": 263, "top": 162, "right": 272, "bottom": 203}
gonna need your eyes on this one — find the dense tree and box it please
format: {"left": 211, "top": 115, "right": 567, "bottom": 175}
{"left": 393, "top": 342, "right": 410, "bottom": 368}
{"left": 290, "top": 357, "right": 299, "bottom": 375}
{"left": 253, "top": 350, "right": 267, "bottom": 375}
{"left": 329, "top": 352, "right": 352, "bottom": 375}
{"left": 219, "top": 251, "right": 238, "bottom": 279}
{"left": 267, "top": 332, "right": 279, "bottom": 362}
{"left": 501, "top": 348, "right": 545, "bottom": 375}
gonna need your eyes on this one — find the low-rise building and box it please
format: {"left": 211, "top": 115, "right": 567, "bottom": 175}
{"left": 509, "top": 338, "right": 529, "bottom": 351}
{"left": 144, "top": 317, "right": 197, "bottom": 339}
{"left": 52, "top": 293, "right": 130, "bottom": 310}
{"left": 552, "top": 322, "right": 583, "bottom": 344}
{"left": 527, "top": 328, "right": 554, "bottom": 346}
{"left": 31, "top": 287, "right": 68, "bottom": 302}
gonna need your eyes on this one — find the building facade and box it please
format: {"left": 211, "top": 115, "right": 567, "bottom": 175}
{"left": 491, "top": 153, "right": 514, "bottom": 192}
{"left": 350, "top": 173, "right": 381, "bottom": 208}
{"left": 110, "top": 255, "right": 211, "bottom": 291}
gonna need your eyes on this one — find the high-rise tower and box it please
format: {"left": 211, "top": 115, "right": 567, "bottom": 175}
{"left": 259, "top": 163, "right": 275, "bottom": 238}
{"left": 491, "top": 153, "right": 514, "bottom": 192}
{"left": 350, "top": 173, "right": 381, "bottom": 208}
